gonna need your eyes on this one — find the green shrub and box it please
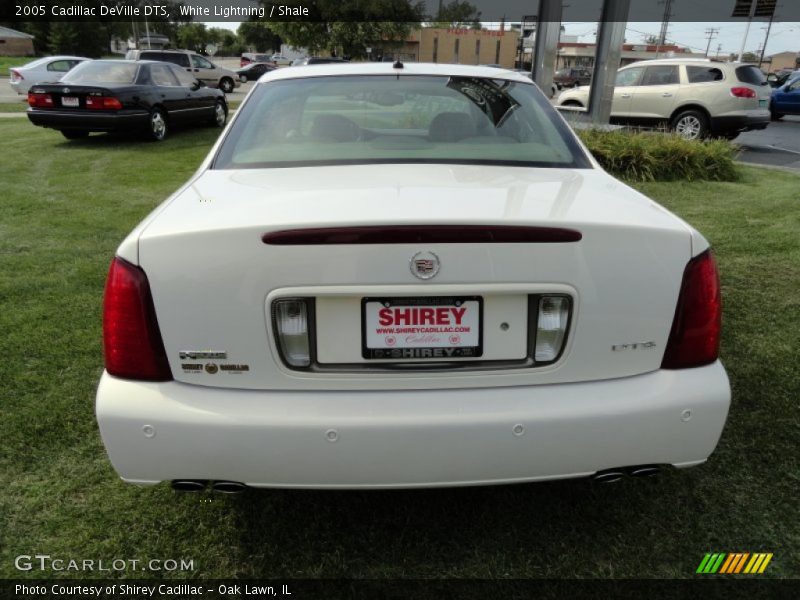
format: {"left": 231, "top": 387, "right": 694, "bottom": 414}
{"left": 577, "top": 128, "right": 740, "bottom": 182}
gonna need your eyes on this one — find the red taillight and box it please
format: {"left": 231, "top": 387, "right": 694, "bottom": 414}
{"left": 27, "top": 92, "right": 53, "bottom": 107}
{"left": 661, "top": 249, "right": 721, "bottom": 369}
{"left": 240, "top": 58, "right": 249, "bottom": 67}
{"left": 86, "top": 96, "right": 123, "bottom": 110}
{"left": 11, "top": 69, "right": 23, "bottom": 81}
{"left": 730, "top": 86, "right": 756, "bottom": 98}
{"left": 103, "top": 257, "right": 172, "bottom": 381}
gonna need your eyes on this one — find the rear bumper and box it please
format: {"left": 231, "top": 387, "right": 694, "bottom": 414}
{"left": 710, "top": 112, "right": 770, "bottom": 133}
{"left": 96, "top": 361, "right": 731, "bottom": 489}
{"left": 27, "top": 109, "right": 149, "bottom": 132}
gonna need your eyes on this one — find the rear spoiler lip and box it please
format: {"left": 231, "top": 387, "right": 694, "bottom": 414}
{"left": 262, "top": 225, "right": 583, "bottom": 245}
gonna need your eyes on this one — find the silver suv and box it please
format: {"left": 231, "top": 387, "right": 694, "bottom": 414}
{"left": 557, "top": 58, "right": 771, "bottom": 140}
{"left": 125, "top": 49, "right": 241, "bottom": 93}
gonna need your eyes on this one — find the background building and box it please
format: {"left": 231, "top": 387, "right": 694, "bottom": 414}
{"left": 0, "top": 26, "right": 35, "bottom": 56}
{"left": 766, "top": 51, "right": 800, "bottom": 71}
{"left": 556, "top": 42, "right": 705, "bottom": 69}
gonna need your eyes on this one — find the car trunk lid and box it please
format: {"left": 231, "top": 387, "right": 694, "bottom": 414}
{"left": 135, "top": 164, "right": 694, "bottom": 391}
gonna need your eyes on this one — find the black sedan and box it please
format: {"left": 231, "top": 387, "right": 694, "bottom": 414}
{"left": 236, "top": 62, "right": 276, "bottom": 82}
{"left": 27, "top": 60, "right": 228, "bottom": 141}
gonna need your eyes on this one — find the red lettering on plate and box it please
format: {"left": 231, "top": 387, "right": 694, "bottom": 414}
{"left": 377, "top": 305, "right": 470, "bottom": 326}
{"left": 395, "top": 308, "right": 411, "bottom": 325}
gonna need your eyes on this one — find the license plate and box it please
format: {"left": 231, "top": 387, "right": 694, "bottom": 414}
{"left": 362, "top": 297, "right": 482, "bottom": 359}
{"left": 61, "top": 96, "right": 79, "bottom": 107}
{"left": 759, "top": 99, "right": 768, "bottom": 107}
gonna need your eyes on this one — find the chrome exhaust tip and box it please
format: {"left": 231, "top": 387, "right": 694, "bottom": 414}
{"left": 627, "top": 465, "right": 661, "bottom": 478}
{"left": 171, "top": 480, "right": 207, "bottom": 492}
{"left": 591, "top": 469, "right": 625, "bottom": 483}
{"left": 211, "top": 481, "right": 247, "bottom": 494}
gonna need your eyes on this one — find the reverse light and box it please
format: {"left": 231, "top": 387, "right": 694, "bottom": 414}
{"left": 730, "top": 87, "right": 756, "bottom": 98}
{"left": 534, "top": 296, "right": 570, "bottom": 363}
{"left": 27, "top": 92, "right": 53, "bottom": 107}
{"left": 85, "top": 96, "right": 123, "bottom": 110}
{"left": 103, "top": 257, "right": 172, "bottom": 381}
{"left": 661, "top": 249, "right": 721, "bottom": 369}
{"left": 273, "top": 299, "right": 311, "bottom": 367}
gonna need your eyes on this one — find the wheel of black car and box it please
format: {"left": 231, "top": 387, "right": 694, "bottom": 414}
{"left": 148, "top": 107, "right": 168, "bottom": 141}
{"left": 670, "top": 109, "right": 708, "bottom": 141}
{"left": 219, "top": 77, "right": 234, "bottom": 94}
{"left": 211, "top": 99, "right": 227, "bottom": 127}
{"left": 61, "top": 130, "right": 89, "bottom": 140}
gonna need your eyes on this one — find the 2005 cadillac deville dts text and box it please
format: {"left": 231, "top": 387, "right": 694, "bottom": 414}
{"left": 96, "top": 62, "right": 730, "bottom": 490}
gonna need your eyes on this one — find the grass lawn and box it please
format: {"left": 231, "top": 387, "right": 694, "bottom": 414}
{"left": 0, "top": 101, "right": 29, "bottom": 112}
{"left": 0, "top": 56, "right": 34, "bottom": 73}
{"left": 1, "top": 119, "right": 798, "bottom": 580}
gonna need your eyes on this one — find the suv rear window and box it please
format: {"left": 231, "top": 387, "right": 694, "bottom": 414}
{"left": 735, "top": 65, "right": 766, "bottom": 85}
{"left": 141, "top": 51, "right": 190, "bottom": 68}
{"left": 687, "top": 66, "right": 724, "bottom": 83}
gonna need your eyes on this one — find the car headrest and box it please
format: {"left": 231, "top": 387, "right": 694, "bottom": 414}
{"left": 428, "top": 112, "right": 476, "bottom": 142}
{"left": 309, "top": 114, "right": 360, "bottom": 142}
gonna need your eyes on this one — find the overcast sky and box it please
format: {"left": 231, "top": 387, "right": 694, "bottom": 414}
{"left": 563, "top": 21, "right": 799, "bottom": 56}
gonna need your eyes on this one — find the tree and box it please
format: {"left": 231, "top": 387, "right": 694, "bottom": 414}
{"left": 429, "top": 0, "right": 480, "bottom": 28}
{"left": 263, "top": 0, "right": 424, "bottom": 58}
{"left": 176, "top": 23, "right": 209, "bottom": 54}
{"left": 237, "top": 20, "right": 282, "bottom": 52}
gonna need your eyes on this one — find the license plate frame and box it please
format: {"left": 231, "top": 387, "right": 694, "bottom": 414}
{"left": 361, "top": 296, "right": 483, "bottom": 360}
{"left": 61, "top": 96, "right": 79, "bottom": 107}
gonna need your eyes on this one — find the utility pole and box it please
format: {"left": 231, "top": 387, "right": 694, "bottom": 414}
{"left": 759, "top": 9, "right": 776, "bottom": 68}
{"left": 704, "top": 27, "right": 719, "bottom": 56}
{"left": 738, "top": 0, "right": 757, "bottom": 62}
{"left": 657, "top": 0, "right": 673, "bottom": 45}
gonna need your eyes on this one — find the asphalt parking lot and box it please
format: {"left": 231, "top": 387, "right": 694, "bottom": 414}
{"left": 736, "top": 116, "right": 800, "bottom": 170}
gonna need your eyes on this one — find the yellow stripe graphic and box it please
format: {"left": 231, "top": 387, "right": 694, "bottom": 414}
{"left": 758, "top": 553, "right": 773, "bottom": 573}
{"left": 744, "top": 554, "right": 760, "bottom": 573}
{"left": 734, "top": 553, "right": 750, "bottom": 573}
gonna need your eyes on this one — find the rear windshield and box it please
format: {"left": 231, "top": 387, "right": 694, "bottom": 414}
{"left": 735, "top": 65, "right": 766, "bottom": 85}
{"left": 214, "top": 75, "right": 589, "bottom": 170}
{"left": 61, "top": 61, "right": 138, "bottom": 84}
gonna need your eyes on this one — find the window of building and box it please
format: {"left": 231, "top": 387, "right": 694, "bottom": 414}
{"left": 475, "top": 39, "right": 481, "bottom": 64}
{"left": 454, "top": 39, "right": 460, "bottom": 63}
{"left": 495, "top": 40, "right": 501, "bottom": 64}
{"left": 432, "top": 38, "right": 438, "bottom": 63}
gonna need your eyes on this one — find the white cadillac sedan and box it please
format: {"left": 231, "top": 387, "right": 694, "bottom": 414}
{"left": 97, "top": 63, "right": 730, "bottom": 491}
